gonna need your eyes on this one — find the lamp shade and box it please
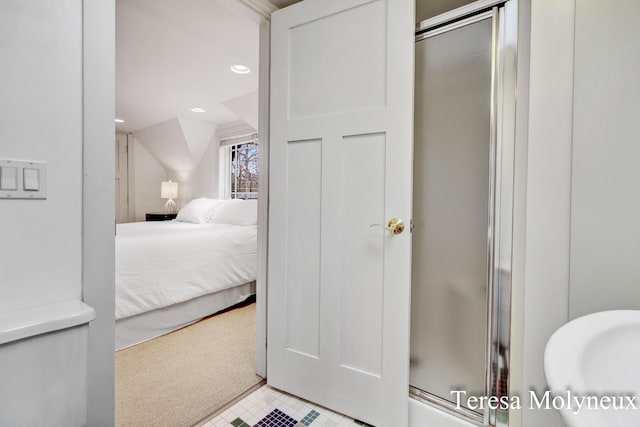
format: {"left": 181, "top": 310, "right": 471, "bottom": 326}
{"left": 161, "top": 180, "right": 178, "bottom": 199}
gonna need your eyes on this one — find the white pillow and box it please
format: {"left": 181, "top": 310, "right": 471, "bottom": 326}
{"left": 210, "top": 199, "right": 258, "bottom": 225}
{"left": 175, "top": 198, "right": 224, "bottom": 224}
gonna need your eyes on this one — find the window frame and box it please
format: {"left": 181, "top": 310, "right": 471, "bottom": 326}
{"left": 219, "top": 133, "right": 259, "bottom": 200}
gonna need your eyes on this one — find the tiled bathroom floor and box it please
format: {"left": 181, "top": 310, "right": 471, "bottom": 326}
{"left": 201, "top": 385, "right": 373, "bottom": 427}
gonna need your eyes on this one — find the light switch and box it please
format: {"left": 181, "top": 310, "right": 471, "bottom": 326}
{"left": 0, "top": 166, "right": 18, "bottom": 190}
{"left": 0, "top": 159, "right": 46, "bottom": 199}
{"left": 23, "top": 168, "right": 40, "bottom": 191}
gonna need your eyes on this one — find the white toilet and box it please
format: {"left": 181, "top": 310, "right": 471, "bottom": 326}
{"left": 0, "top": 300, "right": 95, "bottom": 427}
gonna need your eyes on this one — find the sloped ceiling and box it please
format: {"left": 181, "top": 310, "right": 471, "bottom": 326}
{"left": 223, "top": 91, "right": 259, "bottom": 130}
{"left": 116, "top": 0, "right": 260, "bottom": 133}
{"left": 133, "top": 118, "right": 216, "bottom": 172}
{"left": 178, "top": 118, "right": 216, "bottom": 165}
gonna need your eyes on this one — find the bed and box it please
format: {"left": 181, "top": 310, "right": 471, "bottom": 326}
{"left": 115, "top": 199, "right": 257, "bottom": 350}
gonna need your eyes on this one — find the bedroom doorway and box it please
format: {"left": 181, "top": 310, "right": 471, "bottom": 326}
{"left": 114, "top": 0, "right": 269, "bottom": 425}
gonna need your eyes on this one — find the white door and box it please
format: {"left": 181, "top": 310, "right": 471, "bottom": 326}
{"left": 115, "top": 133, "right": 129, "bottom": 223}
{"left": 268, "top": 1, "right": 414, "bottom": 425}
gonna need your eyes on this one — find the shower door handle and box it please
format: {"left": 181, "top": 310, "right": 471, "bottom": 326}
{"left": 369, "top": 218, "right": 405, "bottom": 235}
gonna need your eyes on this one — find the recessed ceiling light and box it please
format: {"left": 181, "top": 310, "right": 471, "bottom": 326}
{"left": 230, "top": 64, "right": 250, "bottom": 74}
{"left": 190, "top": 107, "right": 206, "bottom": 113}
{"left": 115, "top": 118, "right": 125, "bottom": 123}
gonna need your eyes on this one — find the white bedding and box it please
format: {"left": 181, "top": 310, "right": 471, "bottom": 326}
{"left": 115, "top": 220, "right": 257, "bottom": 320}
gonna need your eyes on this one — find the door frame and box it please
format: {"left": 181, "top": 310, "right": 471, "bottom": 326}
{"left": 115, "top": 132, "right": 134, "bottom": 224}
{"left": 82, "top": 1, "right": 273, "bottom": 424}
{"left": 255, "top": 11, "right": 271, "bottom": 379}
{"left": 228, "top": 0, "right": 276, "bottom": 380}
{"left": 83, "top": 1, "right": 116, "bottom": 425}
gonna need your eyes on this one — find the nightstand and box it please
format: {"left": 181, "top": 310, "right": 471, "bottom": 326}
{"left": 145, "top": 212, "right": 177, "bottom": 221}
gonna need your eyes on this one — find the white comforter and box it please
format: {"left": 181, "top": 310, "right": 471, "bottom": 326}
{"left": 115, "top": 221, "right": 257, "bottom": 320}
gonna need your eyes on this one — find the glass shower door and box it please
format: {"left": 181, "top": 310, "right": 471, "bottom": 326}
{"left": 410, "top": 12, "right": 493, "bottom": 415}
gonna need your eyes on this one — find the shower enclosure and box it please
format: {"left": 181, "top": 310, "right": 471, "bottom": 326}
{"left": 410, "top": 1, "right": 517, "bottom": 426}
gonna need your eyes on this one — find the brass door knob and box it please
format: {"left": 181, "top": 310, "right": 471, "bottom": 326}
{"left": 369, "top": 218, "right": 405, "bottom": 235}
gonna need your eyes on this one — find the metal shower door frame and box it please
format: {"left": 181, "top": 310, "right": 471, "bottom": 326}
{"left": 410, "top": 1, "right": 518, "bottom": 426}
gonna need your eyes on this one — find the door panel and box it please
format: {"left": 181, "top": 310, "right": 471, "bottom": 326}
{"left": 287, "top": 0, "right": 387, "bottom": 119}
{"left": 284, "top": 138, "right": 322, "bottom": 357}
{"left": 268, "top": 1, "right": 415, "bottom": 425}
{"left": 339, "top": 132, "right": 385, "bottom": 377}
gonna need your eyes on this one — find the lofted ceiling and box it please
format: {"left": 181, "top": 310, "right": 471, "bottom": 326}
{"left": 116, "top": 0, "right": 261, "bottom": 133}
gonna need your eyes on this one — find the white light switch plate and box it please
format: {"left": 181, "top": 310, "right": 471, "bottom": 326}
{"left": 0, "top": 159, "right": 47, "bottom": 199}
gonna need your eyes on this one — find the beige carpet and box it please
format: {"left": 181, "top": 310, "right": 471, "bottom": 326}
{"left": 116, "top": 303, "right": 262, "bottom": 427}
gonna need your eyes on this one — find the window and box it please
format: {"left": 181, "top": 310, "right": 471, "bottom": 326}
{"left": 230, "top": 140, "right": 258, "bottom": 199}
{"left": 219, "top": 134, "right": 258, "bottom": 200}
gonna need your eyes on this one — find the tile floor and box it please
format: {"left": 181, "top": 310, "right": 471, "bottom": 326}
{"left": 201, "top": 385, "right": 373, "bottom": 427}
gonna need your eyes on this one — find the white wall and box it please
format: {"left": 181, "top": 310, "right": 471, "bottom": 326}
{"left": 223, "top": 91, "right": 259, "bottom": 130}
{"left": 134, "top": 118, "right": 196, "bottom": 172}
{"left": 569, "top": 0, "right": 640, "bottom": 318}
{"left": 1, "top": 1, "right": 115, "bottom": 425}
{"left": 130, "top": 132, "right": 221, "bottom": 218}
{"left": 132, "top": 137, "right": 167, "bottom": 221}
{"left": 0, "top": 1, "right": 82, "bottom": 311}
{"left": 132, "top": 118, "right": 222, "bottom": 211}
{"left": 169, "top": 136, "right": 220, "bottom": 206}
{"left": 513, "top": 2, "right": 640, "bottom": 427}
{"left": 511, "top": 1, "right": 573, "bottom": 427}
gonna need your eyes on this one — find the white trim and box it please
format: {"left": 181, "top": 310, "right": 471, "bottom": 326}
{"left": 0, "top": 300, "right": 95, "bottom": 345}
{"left": 126, "top": 134, "right": 136, "bottom": 222}
{"left": 115, "top": 133, "right": 129, "bottom": 222}
{"left": 218, "top": 145, "right": 232, "bottom": 200}
{"left": 236, "top": 0, "right": 278, "bottom": 18}
{"left": 216, "top": 120, "right": 257, "bottom": 140}
{"left": 83, "top": 0, "right": 116, "bottom": 426}
{"left": 219, "top": 132, "right": 259, "bottom": 147}
{"left": 218, "top": 137, "right": 259, "bottom": 200}
{"left": 516, "top": 1, "right": 575, "bottom": 427}
{"left": 255, "top": 18, "right": 270, "bottom": 378}
{"left": 505, "top": 1, "right": 530, "bottom": 426}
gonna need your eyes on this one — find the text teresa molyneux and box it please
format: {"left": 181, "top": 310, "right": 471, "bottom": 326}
{"left": 451, "top": 390, "right": 638, "bottom": 415}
